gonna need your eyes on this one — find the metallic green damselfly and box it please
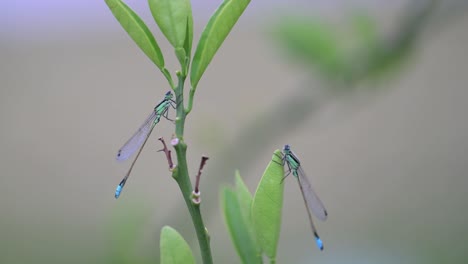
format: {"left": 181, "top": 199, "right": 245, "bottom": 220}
{"left": 114, "top": 91, "right": 175, "bottom": 198}
{"left": 282, "top": 144, "right": 328, "bottom": 250}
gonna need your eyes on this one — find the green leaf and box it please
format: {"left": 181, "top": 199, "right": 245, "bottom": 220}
{"left": 184, "top": 8, "right": 194, "bottom": 60}
{"left": 234, "top": 171, "right": 263, "bottom": 260}
{"left": 234, "top": 170, "right": 253, "bottom": 221}
{"left": 160, "top": 226, "right": 195, "bottom": 264}
{"left": 350, "top": 14, "right": 378, "bottom": 50}
{"left": 272, "top": 17, "right": 348, "bottom": 79}
{"left": 149, "top": 0, "right": 192, "bottom": 49}
{"left": 181, "top": 8, "right": 194, "bottom": 76}
{"left": 222, "top": 183, "right": 261, "bottom": 264}
{"left": 252, "top": 150, "right": 285, "bottom": 260}
{"left": 175, "top": 47, "right": 187, "bottom": 73}
{"left": 190, "top": 0, "right": 251, "bottom": 89}
{"left": 105, "top": 0, "right": 165, "bottom": 69}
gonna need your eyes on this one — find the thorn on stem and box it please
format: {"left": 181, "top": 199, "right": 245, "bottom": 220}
{"left": 158, "top": 137, "right": 175, "bottom": 171}
{"left": 194, "top": 156, "right": 209, "bottom": 194}
{"left": 192, "top": 156, "right": 209, "bottom": 204}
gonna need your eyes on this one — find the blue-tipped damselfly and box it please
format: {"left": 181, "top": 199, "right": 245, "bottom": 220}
{"left": 114, "top": 91, "right": 175, "bottom": 198}
{"left": 282, "top": 144, "right": 328, "bottom": 250}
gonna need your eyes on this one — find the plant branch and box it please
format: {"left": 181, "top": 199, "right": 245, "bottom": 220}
{"left": 173, "top": 73, "right": 213, "bottom": 264}
{"left": 158, "top": 137, "right": 175, "bottom": 170}
{"left": 194, "top": 156, "right": 209, "bottom": 194}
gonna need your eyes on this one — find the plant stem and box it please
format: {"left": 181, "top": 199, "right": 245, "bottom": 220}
{"left": 173, "top": 73, "right": 213, "bottom": 264}
{"left": 175, "top": 73, "right": 186, "bottom": 137}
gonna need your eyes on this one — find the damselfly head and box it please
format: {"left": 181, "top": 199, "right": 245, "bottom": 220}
{"left": 283, "top": 144, "right": 291, "bottom": 151}
{"left": 165, "top": 91, "right": 173, "bottom": 99}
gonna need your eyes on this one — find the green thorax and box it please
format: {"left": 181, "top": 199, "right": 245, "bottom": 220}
{"left": 154, "top": 91, "right": 173, "bottom": 115}
{"left": 151, "top": 91, "right": 173, "bottom": 124}
{"left": 155, "top": 99, "right": 171, "bottom": 114}
{"left": 284, "top": 147, "right": 301, "bottom": 178}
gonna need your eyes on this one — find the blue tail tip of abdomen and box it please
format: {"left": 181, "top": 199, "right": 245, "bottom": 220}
{"left": 315, "top": 237, "right": 324, "bottom": 251}
{"left": 115, "top": 185, "right": 123, "bottom": 199}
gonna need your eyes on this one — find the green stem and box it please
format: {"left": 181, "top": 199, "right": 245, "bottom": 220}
{"left": 173, "top": 73, "right": 213, "bottom": 264}
{"left": 175, "top": 73, "right": 186, "bottom": 137}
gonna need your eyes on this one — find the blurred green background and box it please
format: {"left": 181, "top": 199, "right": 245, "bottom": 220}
{"left": 2, "top": 0, "right": 468, "bottom": 263}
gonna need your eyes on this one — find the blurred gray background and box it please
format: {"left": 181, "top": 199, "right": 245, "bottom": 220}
{"left": 1, "top": 0, "right": 468, "bottom": 263}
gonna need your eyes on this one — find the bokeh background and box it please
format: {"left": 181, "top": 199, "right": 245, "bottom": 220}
{"left": 2, "top": 0, "right": 468, "bottom": 263}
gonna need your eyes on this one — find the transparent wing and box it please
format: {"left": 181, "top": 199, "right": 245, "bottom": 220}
{"left": 297, "top": 166, "right": 328, "bottom": 221}
{"left": 116, "top": 110, "right": 158, "bottom": 161}
{"left": 296, "top": 172, "right": 325, "bottom": 250}
{"left": 114, "top": 118, "right": 158, "bottom": 198}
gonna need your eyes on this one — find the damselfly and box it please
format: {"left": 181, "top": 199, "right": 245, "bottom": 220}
{"left": 114, "top": 91, "right": 175, "bottom": 198}
{"left": 282, "top": 144, "right": 328, "bottom": 250}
